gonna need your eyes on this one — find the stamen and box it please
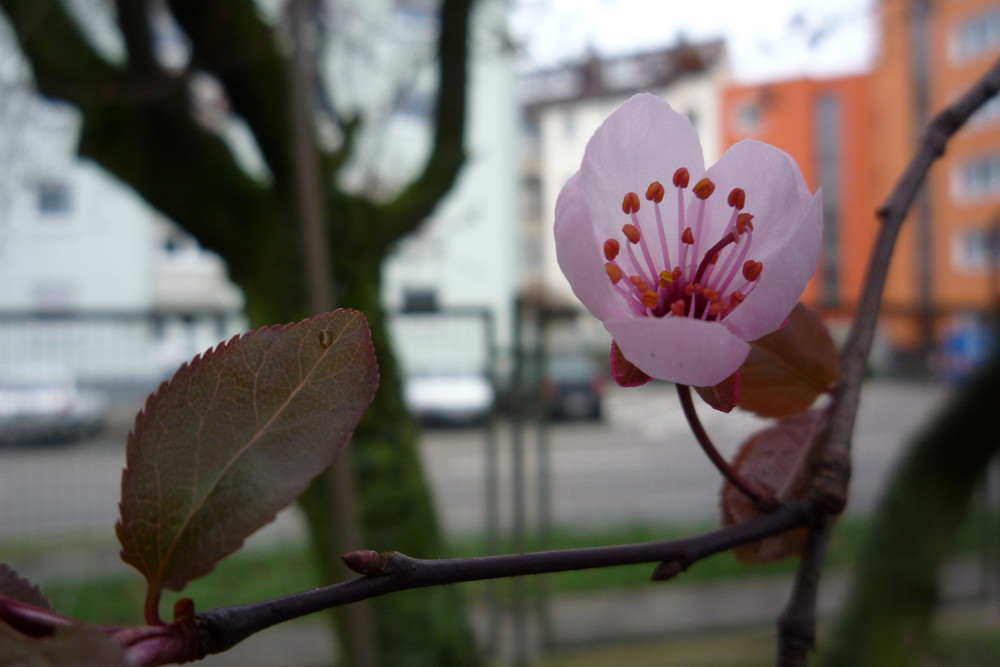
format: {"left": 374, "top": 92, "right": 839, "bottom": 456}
{"left": 692, "top": 178, "right": 715, "bottom": 200}
{"left": 605, "top": 262, "right": 623, "bottom": 283}
{"left": 673, "top": 168, "right": 690, "bottom": 188}
{"left": 681, "top": 228, "right": 694, "bottom": 244}
{"left": 659, "top": 270, "right": 674, "bottom": 286}
{"left": 670, "top": 299, "right": 686, "bottom": 316}
{"left": 622, "top": 192, "right": 641, "bottom": 214}
{"left": 742, "top": 260, "right": 763, "bottom": 282}
{"left": 641, "top": 290, "right": 658, "bottom": 310}
{"left": 736, "top": 213, "right": 754, "bottom": 235}
{"left": 622, "top": 224, "right": 641, "bottom": 244}
{"left": 728, "top": 188, "right": 746, "bottom": 210}
{"left": 645, "top": 181, "right": 665, "bottom": 203}
{"left": 604, "top": 239, "right": 620, "bottom": 261}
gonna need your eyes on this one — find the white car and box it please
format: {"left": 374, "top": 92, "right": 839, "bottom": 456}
{"left": 403, "top": 372, "right": 494, "bottom": 425}
{"left": 0, "top": 365, "right": 109, "bottom": 444}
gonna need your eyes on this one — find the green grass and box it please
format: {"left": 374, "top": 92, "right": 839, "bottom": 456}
{"left": 26, "top": 508, "right": 995, "bottom": 626}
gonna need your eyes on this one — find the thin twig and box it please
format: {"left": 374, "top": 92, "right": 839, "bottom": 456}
{"left": 776, "top": 55, "right": 1000, "bottom": 666}
{"left": 196, "top": 501, "right": 816, "bottom": 656}
{"left": 676, "top": 383, "right": 776, "bottom": 510}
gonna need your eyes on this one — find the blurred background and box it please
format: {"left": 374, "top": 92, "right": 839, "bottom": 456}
{"left": 1, "top": 0, "right": 999, "bottom": 665}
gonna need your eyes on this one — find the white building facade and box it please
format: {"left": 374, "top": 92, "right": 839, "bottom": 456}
{"left": 519, "top": 41, "right": 730, "bottom": 312}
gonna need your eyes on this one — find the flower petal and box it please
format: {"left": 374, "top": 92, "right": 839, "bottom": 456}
{"left": 724, "top": 191, "right": 824, "bottom": 342}
{"left": 555, "top": 173, "right": 635, "bottom": 321}
{"left": 605, "top": 316, "right": 751, "bottom": 387}
{"left": 580, "top": 94, "right": 706, "bottom": 240}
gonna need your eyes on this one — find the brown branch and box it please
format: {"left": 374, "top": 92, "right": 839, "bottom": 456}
{"left": 777, "top": 54, "right": 1000, "bottom": 666}
{"left": 195, "top": 501, "right": 816, "bottom": 658}
{"left": 375, "top": 0, "right": 473, "bottom": 246}
{"left": 0, "top": 0, "right": 122, "bottom": 104}
{"left": 114, "top": 0, "right": 161, "bottom": 75}
{"left": 166, "top": 0, "right": 296, "bottom": 189}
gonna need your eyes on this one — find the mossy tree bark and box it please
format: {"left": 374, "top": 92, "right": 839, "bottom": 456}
{"left": 0, "top": 1, "right": 480, "bottom": 663}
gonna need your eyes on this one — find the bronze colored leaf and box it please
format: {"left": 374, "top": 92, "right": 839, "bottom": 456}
{"left": 116, "top": 310, "right": 378, "bottom": 618}
{"left": 0, "top": 565, "right": 51, "bottom": 611}
{"left": 609, "top": 340, "right": 651, "bottom": 387}
{"left": 721, "top": 410, "right": 826, "bottom": 564}
{"left": 738, "top": 303, "right": 840, "bottom": 418}
{"left": 695, "top": 371, "right": 741, "bottom": 413}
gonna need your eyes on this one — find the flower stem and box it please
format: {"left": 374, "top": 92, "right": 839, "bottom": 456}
{"left": 675, "top": 383, "right": 776, "bottom": 511}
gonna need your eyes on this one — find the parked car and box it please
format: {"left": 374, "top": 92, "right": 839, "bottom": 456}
{"left": 540, "top": 352, "right": 605, "bottom": 421}
{"left": 403, "top": 371, "right": 495, "bottom": 426}
{"left": 0, "top": 365, "right": 109, "bottom": 444}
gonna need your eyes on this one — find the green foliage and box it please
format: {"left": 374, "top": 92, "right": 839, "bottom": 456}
{"left": 117, "top": 311, "right": 378, "bottom": 622}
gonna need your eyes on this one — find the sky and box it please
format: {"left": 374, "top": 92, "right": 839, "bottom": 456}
{"left": 509, "top": 0, "right": 877, "bottom": 82}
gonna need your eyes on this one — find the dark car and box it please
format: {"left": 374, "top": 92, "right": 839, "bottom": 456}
{"left": 540, "top": 353, "right": 605, "bottom": 421}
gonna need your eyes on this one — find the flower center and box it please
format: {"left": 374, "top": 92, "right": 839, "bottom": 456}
{"left": 603, "top": 167, "right": 763, "bottom": 321}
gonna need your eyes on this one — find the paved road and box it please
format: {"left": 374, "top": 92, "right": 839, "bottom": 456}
{"left": 421, "top": 379, "right": 953, "bottom": 534}
{"left": 0, "top": 379, "right": 953, "bottom": 549}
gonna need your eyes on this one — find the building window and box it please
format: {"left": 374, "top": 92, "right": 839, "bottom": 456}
{"left": 36, "top": 180, "right": 72, "bottom": 217}
{"left": 952, "top": 8, "right": 1000, "bottom": 62}
{"left": 733, "top": 101, "right": 761, "bottom": 135}
{"left": 953, "top": 227, "right": 1000, "bottom": 272}
{"left": 957, "top": 153, "right": 1000, "bottom": 200}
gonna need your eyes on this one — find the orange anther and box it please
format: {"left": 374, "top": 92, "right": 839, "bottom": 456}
{"left": 730, "top": 291, "right": 746, "bottom": 306}
{"left": 605, "top": 262, "right": 623, "bottom": 284}
{"left": 670, "top": 299, "right": 686, "bottom": 316}
{"left": 641, "top": 290, "right": 659, "bottom": 309}
{"left": 672, "top": 267, "right": 683, "bottom": 281}
{"left": 604, "top": 239, "right": 620, "bottom": 261}
{"left": 728, "top": 188, "right": 746, "bottom": 209}
{"left": 708, "top": 302, "right": 729, "bottom": 316}
{"left": 684, "top": 283, "right": 702, "bottom": 297}
{"left": 659, "top": 269, "right": 674, "bottom": 286}
{"left": 646, "top": 181, "right": 665, "bottom": 203}
{"left": 742, "top": 260, "right": 763, "bottom": 282}
{"left": 736, "top": 213, "right": 755, "bottom": 234}
{"left": 681, "top": 227, "right": 694, "bottom": 244}
{"left": 692, "top": 178, "right": 716, "bottom": 200}
{"left": 629, "top": 275, "right": 647, "bottom": 289}
{"left": 673, "top": 167, "right": 690, "bottom": 188}
{"left": 622, "top": 192, "right": 641, "bottom": 214}
{"left": 703, "top": 288, "right": 720, "bottom": 302}
{"left": 622, "top": 224, "right": 641, "bottom": 243}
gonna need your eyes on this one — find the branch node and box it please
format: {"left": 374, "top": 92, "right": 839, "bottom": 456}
{"left": 341, "top": 550, "right": 395, "bottom": 576}
{"left": 649, "top": 560, "right": 687, "bottom": 582}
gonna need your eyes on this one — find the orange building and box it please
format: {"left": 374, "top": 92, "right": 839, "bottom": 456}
{"left": 872, "top": 0, "right": 1000, "bottom": 358}
{"left": 722, "top": 0, "right": 1000, "bottom": 372}
{"left": 721, "top": 75, "right": 877, "bottom": 340}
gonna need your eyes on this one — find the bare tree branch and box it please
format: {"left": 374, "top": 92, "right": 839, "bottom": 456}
{"left": 375, "top": 0, "right": 472, "bottom": 247}
{"left": 777, "top": 54, "right": 1000, "bottom": 666}
{"left": 195, "top": 501, "right": 816, "bottom": 658}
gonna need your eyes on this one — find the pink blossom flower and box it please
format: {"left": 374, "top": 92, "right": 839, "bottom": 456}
{"left": 555, "top": 93, "right": 823, "bottom": 387}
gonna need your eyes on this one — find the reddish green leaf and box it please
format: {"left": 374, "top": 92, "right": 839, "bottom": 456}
{"left": 0, "top": 565, "right": 50, "bottom": 611}
{"left": 609, "top": 340, "right": 651, "bottom": 387}
{"left": 721, "top": 410, "right": 826, "bottom": 564}
{"left": 695, "top": 370, "right": 741, "bottom": 413}
{"left": 116, "top": 310, "right": 378, "bottom": 616}
{"left": 738, "top": 303, "right": 840, "bottom": 418}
